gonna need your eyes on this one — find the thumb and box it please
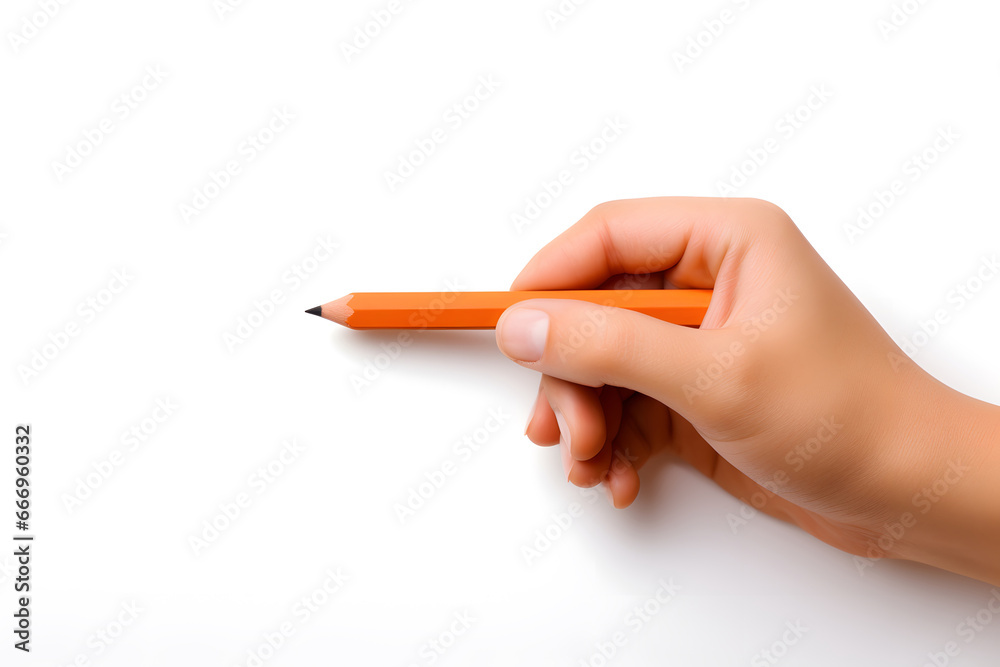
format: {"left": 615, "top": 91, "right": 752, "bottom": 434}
{"left": 495, "top": 298, "right": 729, "bottom": 412}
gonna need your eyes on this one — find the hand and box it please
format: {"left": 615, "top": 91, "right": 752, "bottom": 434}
{"left": 495, "top": 197, "right": 1000, "bottom": 584}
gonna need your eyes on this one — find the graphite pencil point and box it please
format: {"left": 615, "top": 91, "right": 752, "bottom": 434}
{"left": 305, "top": 306, "right": 322, "bottom": 317}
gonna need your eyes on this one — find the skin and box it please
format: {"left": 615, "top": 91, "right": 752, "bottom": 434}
{"left": 494, "top": 197, "right": 1000, "bottom": 585}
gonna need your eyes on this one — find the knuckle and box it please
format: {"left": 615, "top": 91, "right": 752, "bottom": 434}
{"left": 727, "top": 198, "right": 800, "bottom": 246}
{"left": 742, "top": 196, "right": 781, "bottom": 214}
{"left": 743, "top": 198, "right": 794, "bottom": 227}
{"left": 588, "top": 200, "right": 622, "bottom": 218}
{"left": 585, "top": 199, "right": 633, "bottom": 229}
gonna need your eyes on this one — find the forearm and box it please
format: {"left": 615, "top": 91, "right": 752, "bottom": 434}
{"left": 892, "top": 382, "right": 1000, "bottom": 584}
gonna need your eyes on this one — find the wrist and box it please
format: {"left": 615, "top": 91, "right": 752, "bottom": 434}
{"left": 883, "top": 375, "right": 1000, "bottom": 584}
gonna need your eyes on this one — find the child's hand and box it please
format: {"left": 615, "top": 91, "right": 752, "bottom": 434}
{"left": 495, "top": 197, "right": 1000, "bottom": 585}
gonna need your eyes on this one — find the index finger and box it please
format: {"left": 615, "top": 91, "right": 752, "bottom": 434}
{"left": 510, "top": 197, "right": 749, "bottom": 291}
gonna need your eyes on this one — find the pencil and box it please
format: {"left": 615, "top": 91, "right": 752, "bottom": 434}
{"left": 305, "top": 290, "right": 712, "bottom": 329}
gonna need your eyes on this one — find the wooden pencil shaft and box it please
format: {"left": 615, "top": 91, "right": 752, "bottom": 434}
{"left": 335, "top": 290, "right": 712, "bottom": 329}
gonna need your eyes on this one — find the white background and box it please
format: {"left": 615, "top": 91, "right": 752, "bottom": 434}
{"left": 3, "top": 0, "right": 1000, "bottom": 665}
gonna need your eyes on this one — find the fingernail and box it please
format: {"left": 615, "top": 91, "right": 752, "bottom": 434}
{"left": 524, "top": 394, "right": 539, "bottom": 435}
{"left": 553, "top": 408, "right": 572, "bottom": 456}
{"left": 561, "top": 439, "right": 573, "bottom": 480}
{"left": 498, "top": 308, "right": 549, "bottom": 362}
{"left": 554, "top": 409, "right": 572, "bottom": 480}
{"left": 602, "top": 480, "right": 616, "bottom": 508}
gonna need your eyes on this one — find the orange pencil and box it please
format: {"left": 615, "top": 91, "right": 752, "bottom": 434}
{"left": 305, "top": 290, "right": 712, "bottom": 329}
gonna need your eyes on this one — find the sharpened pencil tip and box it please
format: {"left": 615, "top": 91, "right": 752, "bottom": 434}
{"left": 305, "top": 306, "right": 322, "bottom": 317}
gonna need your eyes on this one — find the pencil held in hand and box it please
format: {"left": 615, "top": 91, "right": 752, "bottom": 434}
{"left": 305, "top": 290, "right": 712, "bottom": 330}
